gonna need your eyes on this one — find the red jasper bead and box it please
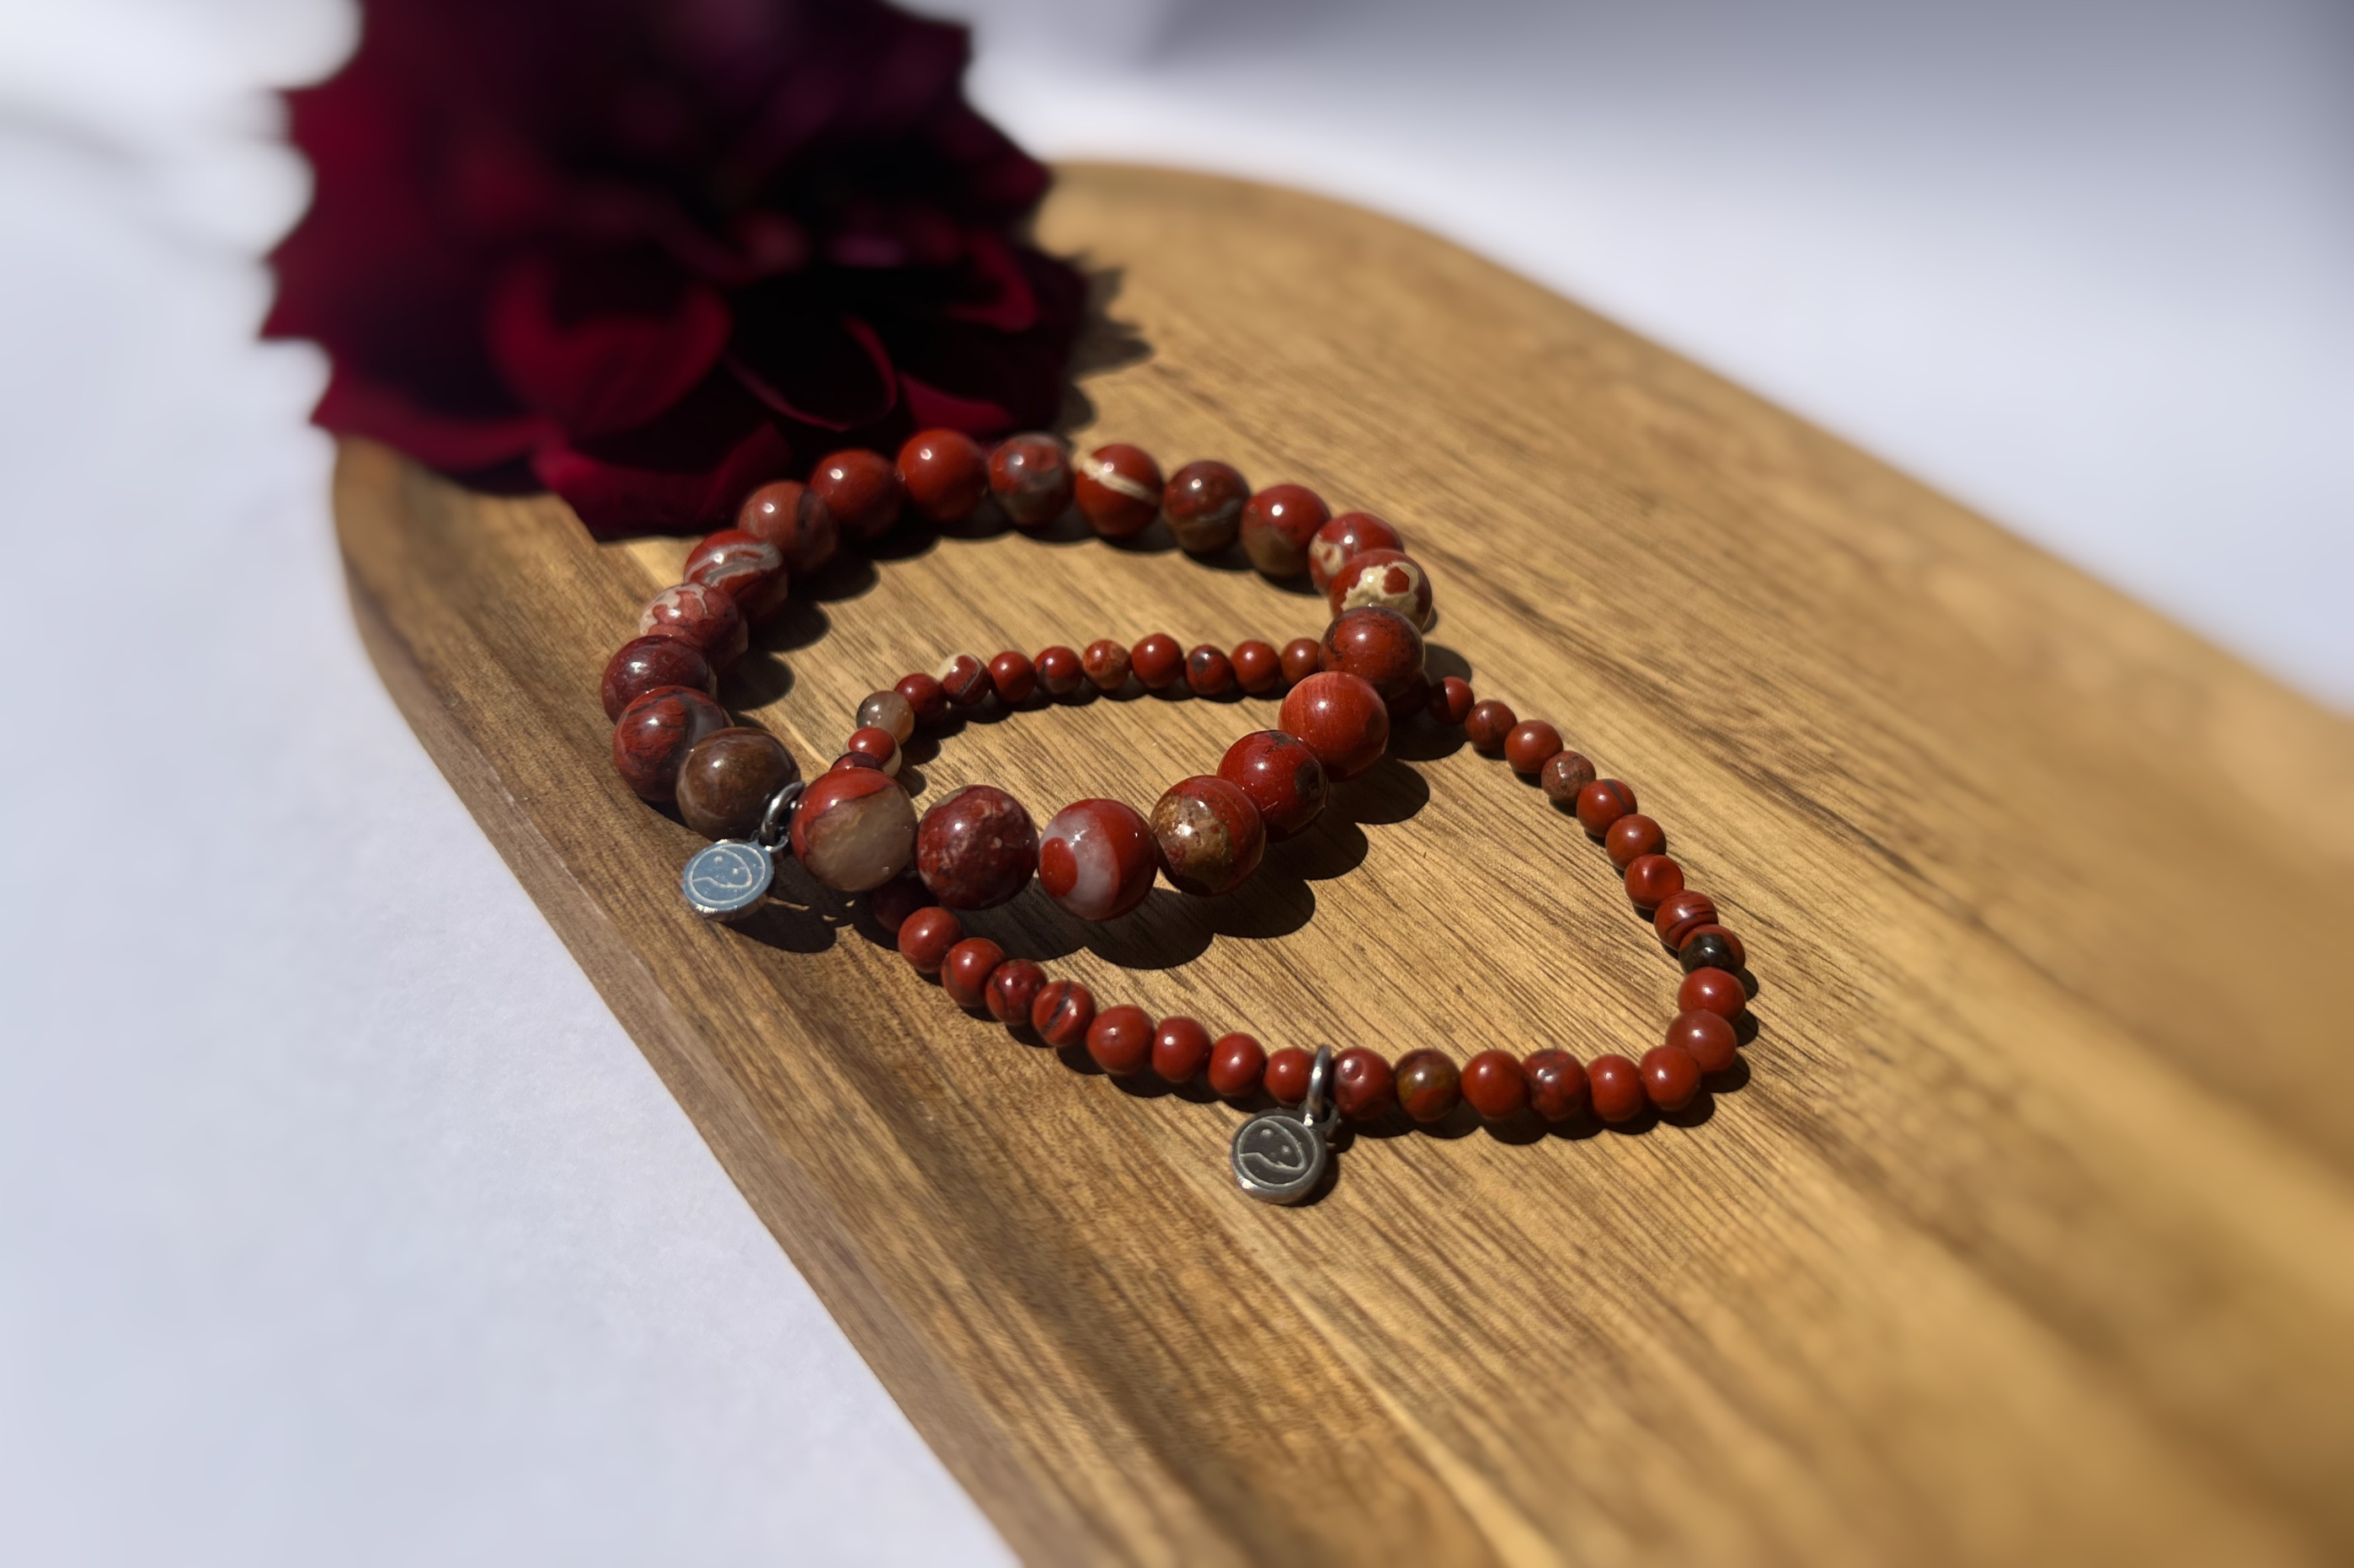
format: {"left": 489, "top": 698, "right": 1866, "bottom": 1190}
{"left": 1279, "top": 637, "right": 1323, "bottom": 685}
{"left": 1680, "top": 923, "right": 1746, "bottom": 969}
{"left": 1624, "top": 853, "right": 1684, "bottom": 912}
{"left": 612, "top": 685, "right": 729, "bottom": 801}
{"left": 1076, "top": 443, "right": 1163, "bottom": 539}
{"left": 895, "top": 670, "right": 948, "bottom": 726}
{"left": 844, "top": 726, "right": 899, "bottom": 774}
{"left": 1162, "top": 459, "right": 1249, "bottom": 554}
{"left": 1241, "top": 483, "right": 1330, "bottom": 579}
{"left": 1208, "top": 1033, "right": 1268, "bottom": 1098}
{"left": 791, "top": 768, "right": 917, "bottom": 891}
{"left": 1081, "top": 638, "right": 1132, "bottom": 692}
{"left": 601, "top": 635, "right": 717, "bottom": 721}
{"left": 1217, "top": 729, "right": 1329, "bottom": 840}
{"left": 684, "top": 530, "right": 790, "bottom": 622}
{"left": 1464, "top": 700, "right": 1516, "bottom": 754}
{"left": 915, "top": 784, "right": 1038, "bottom": 909}
{"left": 1031, "top": 980, "right": 1097, "bottom": 1048}
{"left": 986, "top": 959, "right": 1047, "bottom": 1026}
{"left": 1462, "top": 1050, "right": 1529, "bottom": 1121}
{"left": 1523, "top": 1049, "right": 1591, "bottom": 1123}
{"left": 1575, "top": 778, "right": 1638, "bottom": 836}
{"left": 1605, "top": 813, "right": 1666, "bottom": 868}
{"left": 1035, "top": 644, "right": 1083, "bottom": 697}
{"left": 988, "top": 649, "right": 1038, "bottom": 704}
{"left": 1278, "top": 671, "right": 1391, "bottom": 781}
{"left": 1231, "top": 639, "right": 1282, "bottom": 694}
{"left": 1541, "top": 750, "right": 1598, "bottom": 805}
{"left": 1394, "top": 1049, "right": 1462, "bottom": 1124}
{"left": 937, "top": 653, "right": 990, "bottom": 706}
{"left": 1503, "top": 720, "right": 1564, "bottom": 776}
{"left": 897, "top": 906, "right": 963, "bottom": 973}
{"left": 1130, "top": 633, "right": 1183, "bottom": 691}
{"left": 1641, "top": 1043, "right": 1704, "bottom": 1112}
{"left": 1656, "top": 892, "right": 1720, "bottom": 950}
{"left": 986, "top": 432, "right": 1073, "bottom": 527}
{"left": 941, "top": 937, "right": 1006, "bottom": 1011}
{"left": 638, "top": 581, "right": 748, "bottom": 668}
{"left": 1326, "top": 548, "right": 1434, "bottom": 630}
{"left": 1333, "top": 1048, "right": 1397, "bottom": 1123}
{"left": 1588, "top": 1054, "right": 1646, "bottom": 1123}
{"left": 831, "top": 751, "right": 885, "bottom": 776}
{"left": 867, "top": 876, "right": 931, "bottom": 935}
{"left": 1151, "top": 1016, "right": 1214, "bottom": 1084}
{"left": 1086, "top": 1005, "right": 1156, "bottom": 1075}
{"left": 1038, "top": 798, "right": 1158, "bottom": 921}
{"left": 810, "top": 448, "right": 903, "bottom": 541}
{"left": 676, "top": 727, "right": 799, "bottom": 840}
{"left": 1426, "top": 675, "right": 1475, "bottom": 727}
{"left": 1152, "top": 776, "right": 1267, "bottom": 896}
{"left": 896, "top": 429, "right": 988, "bottom": 523}
{"left": 1264, "top": 1047, "right": 1312, "bottom": 1106}
{"left": 737, "top": 479, "right": 840, "bottom": 576}
{"left": 1668, "top": 1009, "right": 1740, "bottom": 1074}
{"left": 1308, "top": 511, "right": 1406, "bottom": 593}
{"left": 1319, "top": 605, "right": 1425, "bottom": 703}
{"left": 1185, "top": 644, "right": 1236, "bottom": 697}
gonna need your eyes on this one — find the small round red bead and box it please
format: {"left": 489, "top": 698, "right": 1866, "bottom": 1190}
{"left": 1575, "top": 778, "right": 1638, "bottom": 836}
{"left": 895, "top": 670, "right": 947, "bottom": 725}
{"left": 810, "top": 448, "right": 903, "bottom": 541}
{"left": 896, "top": 429, "right": 988, "bottom": 524}
{"left": 986, "top": 959, "right": 1047, "bottom": 1026}
{"left": 1503, "top": 720, "right": 1563, "bottom": 776}
{"left": 1086, "top": 1005, "right": 1156, "bottom": 1075}
{"left": 1394, "top": 1049, "right": 1462, "bottom": 1124}
{"left": 1031, "top": 980, "right": 1097, "bottom": 1048}
{"left": 1333, "top": 1048, "right": 1397, "bottom": 1123}
{"left": 1677, "top": 968, "right": 1747, "bottom": 1021}
{"left": 1151, "top": 1016, "right": 1214, "bottom": 1084}
{"left": 937, "top": 653, "right": 990, "bottom": 707}
{"left": 1185, "top": 644, "right": 1236, "bottom": 697}
{"left": 1656, "top": 893, "right": 1721, "bottom": 950}
{"left": 1465, "top": 700, "right": 1517, "bottom": 754}
{"left": 602, "top": 635, "right": 717, "bottom": 722}
{"left": 1668, "top": 1009, "right": 1740, "bottom": 1074}
{"left": 1278, "top": 637, "right": 1323, "bottom": 686}
{"left": 1588, "top": 1054, "right": 1646, "bottom": 1123}
{"left": 1523, "top": 1049, "right": 1590, "bottom": 1123}
{"left": 1461, "top": 1050, "right": 1529, "bottom": 1121}
{"left": 940, "top": 937, "right": 1005, "bottom": 1011}
{"left": 1208, "top": 1033, "right": 1267, "bottom": 1099}
{"left": 1240, "top": 483, "right": 1330, "bottom": 579}
{"left": 897, "top": 907, "right": 963, "bottom": 973}
{"left": 1231, "top": 639, "right": 1282, "bottom": 694}
{"left": 988, "top": 649, "right": 1038, "bottom": 704}
{"left": 1605, "top": 813, "right": 1666, "bottom": 869}
{"left": 1131, "top": 633, "right": 1183, "bottom": 691}
{"left": 1034, "top": 644, "right": 1083, "bottom": 697}
{"left": 1076, "top": 444, "right": 1163, "bottom": 539}
{"left": 1264, "top": 1047, "right": 1313, "bottom": 1106}
{"left": 987, "top": 432, "right": 1073, "bottom": 528}
{"left": 1623, "top": 853, "right": 1684, "bottom": 912}
{"left": 1278, "top": 671, "right": 1390, "bottom": 781}
{"left": 1426, "top": 676, "right": 1475, "bottom": 728}
{"left": 1081, "top": 638, "right": 1132, "bottom": 692}
{"left": 1641, "top": 1043, "right": 1703, "bottom": 1112}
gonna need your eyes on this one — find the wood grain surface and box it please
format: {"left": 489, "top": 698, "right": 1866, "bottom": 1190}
{"left": 336, "top": 163, "right": 2354, "bottom": 1565}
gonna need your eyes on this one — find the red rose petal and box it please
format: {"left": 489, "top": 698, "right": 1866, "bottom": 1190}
{"left": 312, "top": 363, "right": 556, "bottom": 472}
{"left": 484, "top": 253, "right": 732, "bottom": 440}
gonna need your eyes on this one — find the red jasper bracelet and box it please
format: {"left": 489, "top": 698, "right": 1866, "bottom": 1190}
{"left": 599, "top": 427, "right": 1756, "bottom": 1203}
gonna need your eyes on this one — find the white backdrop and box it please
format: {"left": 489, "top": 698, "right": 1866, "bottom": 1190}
{"left": 1, "top": 1, "right": 2345, "bottom": 1562}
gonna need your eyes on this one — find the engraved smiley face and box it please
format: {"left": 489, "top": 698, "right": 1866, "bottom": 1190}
{"left": 1231, "top": 1112, "right": 1326, "bottom": 1204}
{"left": 681, "top": 840, "right": 773, "bottom": 920}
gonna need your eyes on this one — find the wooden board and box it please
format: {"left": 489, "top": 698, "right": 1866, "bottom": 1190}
{"left": 336, "top": 163, "right": 2354, "bottom": 1565}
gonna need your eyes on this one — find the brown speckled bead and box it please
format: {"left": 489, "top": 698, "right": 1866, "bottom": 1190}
{"left": 1654, "top": 891, "right": 1719, "bottom": 949}
{"left": 1151, "top": 775, "right": 1266, "bottom": 895}
{"left": 1038, "top": 798, "right": 1157, "bottom": 921}
{"left": 1230, "top": 640, "right": 1280, "bottom": 694}
{"left": 1623, "top": 853, "right": 1684, "bottom": 912}
{"left": 1605, "top": 813, "right": 1665, "bottom": 868}
{"left": 1462, "top": 1050, "right": 1529, "bottom": 1121}
{"left": 915, "top": 784, "right": 1038, "bottom": 909}
{"left": 1208, "top": 1033, "right": 1267, "bottom": 1099}
{"left": 894, "top": 671, "right": 947, "bottom": 726}
{"left": 1588, "top": 1053, "right": 1646, "bottom": 1123}
{"left": 1319, "top": 605, "right": 1425, "bottom": 703}
{"left": 810, "top": 448, "right": 903, "bottom": 541}
{"left": 1668, "top": 1009, "right": 1740, "bottom": 1073}
{"left": 1151, "top": 1016, "right": 1214, "bottom": 1084}
{"left": 867, "top": 877, "right": 931, "bottom": 935}
{"left": 638, "top": 581, "right": 748, "bottom": 668}
{"left": 1161, "top": 460, "right": 1249, "bottom": 553}
{"left": 1218, "top": 729, "right": 1329, "bottom": 840}
{"left": 737, "top": 479, "right": 840, "bottom": 576}
{"left": 844, "top": 726, "right": 899, "bottom": 774}
{"left": 1326, "top": 549, "right": 1433, "bottom": 630}
{"left": 1575, "top": 778, "right": 1638, "bottom": 836}
{"left": 1030, "top": 979, "right": 1096, "bottom": 1048}
{"left": 1680, "top": 923, "right": 1746, "bottom": 969}
{"left": 1076, "top": 443, "right": 1163, "bottom": 539}
{"left": 897, "top": 906, "right": 962, "bottom": 973}
{"left": 1426, "top": 675, "right": 1475, "bottom": 728}
{"left": 683, "top": 530, "right": 790, "bottom": 622}
{"left": 1465, "top": 700, "right": 1517, "bottom": 754}
{"left": 1264, "top": 1047, "right": 1312, "bottom": 1106}
{"left": 1131, "top": 633, "right": 1183, "bottom": 691}
{"left": 1279, "top": 637, "right": 1322, "bottom": 686}
{"left": 1641, "top": 1043, "right": 1704, "bottom": 1111}
{"left": 988, "top": 649, "right": 1037, "bottom": 704}
{"left": 1081, "top": 638, "right": 1131, "bottom": 692}
{"left": 1523, "top": 1049, "right": 1591, "bottom": 1123}
{"left": 897, "top": 429, "right": 988, "bottom": 523}
{"left": 601, "top": 635, "right": 717, "bottom": 721}
{"left": 1541, "top": 750, "right": 1598, "bottom": 805}
{"left": 941, "top": 937, "right": 1005, "bottom": 1011}
{"left": 1503, "top": 720, "right": 1563, "bottom": 776}
{"left": 1333, "top": 1048, "right": 1397, "bottom": 1123}
{"left": 986, "top": 432, "right": 1073, "bottom": 527}
{"left": 1308, "top": 511, "right": 1406, "bottom": 593}
{"left": 1278, "top": 671, "right": 1391, "bottom": 781}
{"left": 937, "top": 653, "right": 990, "bottom": 706}
{"left": 1394, "top": 1049, "right": 1462, "bottom": 1124}
{"left": 612, "top": 685, "right": 729, "bottom": 801}
{"left": 1241, "top": 484, "right": 1332, "bottom": 579}
{"left": 985, "top": 959, "right": 1047, "bottom": 1026}
{"left": 790, "top": 769, "right": 917, "bottom": 891}
{"left": 1086, "top": 1005, "right": 1155, "bottom": 1075}
{"left": 1185, "top": 644, "right": 1236, "bottom": 697}
{"left": 855, "top": 690, "right": 916, "bottom": 744}
{"left": 675, "top": 727, "right": 799, "bottom": 840}
{"left": 1035, "top": 644, "right": 1083, "bottom": 697}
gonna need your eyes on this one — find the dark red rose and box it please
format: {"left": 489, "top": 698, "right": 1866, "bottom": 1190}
{"left": 266, "top": 0, "right": 1084, "bottom": 536}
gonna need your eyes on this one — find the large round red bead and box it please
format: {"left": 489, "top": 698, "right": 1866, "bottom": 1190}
{"left": 986, "top": 432, "right": 1073, "bottom": 527}
{"left": 1151, "top": 776, "right": 1267, "bottom": 896}
{"left": 1307, "top": 511, "right": 1406, "bottom": 593}
{"left": 611, "top": 685, "right": 729, "bottom": 801}
{"left": 1319, "top": 605, "right": 1425, "bottom": 703}
{"left": 1161, "top": 460, "right": 1249, "bottom": 554}
{"left": 1216, "top": 730, "right": 1329, "bottom": 840}
{"left": 638, "top": 581, "right": 747, "bottom": 668}
{"left": 896, "top": 429, "right": 989, "bottom": 523}
{"left": 737, "top": 478, "right": 840, "bottom": 575}
{"left": 1240, "top": 483, "right": 1329, "bottom": 579}
{"left": 1076, "top": 443, "right": 1163, "bottom": 539}
{"left": 1037, "top": 798, "right": 1158, "bottom": 921}
{"left": 915, "top": 785, "right": 1038, "bottom": 909}
{"left": 1277, "top": 671, "right": 1391, "bottom": 781}
{"left": 809, "top": 448, "right": 904, "bottom": 540}
{"left": 1325, "top": 548, "right": 1433, "bottom": 630}
{"left": 601, "top": 635, "right": 717, "bottom": 722}
{"left": 790, "top": 769, "right": 917, "bottom": 891}
{"left": 683, "top": 530, "right": 789, "bottom": 622}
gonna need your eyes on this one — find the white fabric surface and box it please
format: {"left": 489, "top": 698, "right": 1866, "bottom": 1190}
{"left": 0, "top": 0, "right": 2343, "bottom": 1563}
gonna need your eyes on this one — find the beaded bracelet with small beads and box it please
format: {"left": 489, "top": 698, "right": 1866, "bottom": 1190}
{"left": 598, "top": 426, "right": 1757, "bottom": 1203}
